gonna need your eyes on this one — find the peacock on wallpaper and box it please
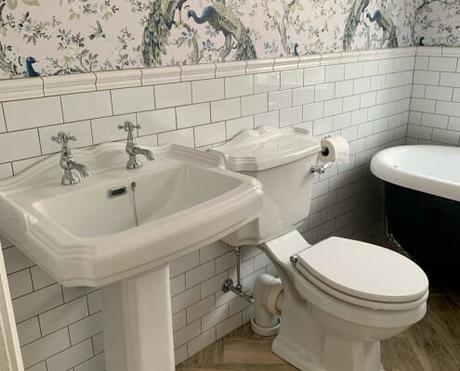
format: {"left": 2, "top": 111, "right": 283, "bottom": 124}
{"left": 0, "top": 0, "right": 451, "bottom": 79}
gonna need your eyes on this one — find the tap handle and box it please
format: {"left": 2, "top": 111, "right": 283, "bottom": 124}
{"left": 51, "top": 131, "right": 77, "bottom": 145}
{"left": 118, "top": 120, "right": 141, "bottom": 132}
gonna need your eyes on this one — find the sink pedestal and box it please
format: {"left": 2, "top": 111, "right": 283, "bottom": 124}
{"left": 102, "top": 264, "right": 175, "bottom": 371}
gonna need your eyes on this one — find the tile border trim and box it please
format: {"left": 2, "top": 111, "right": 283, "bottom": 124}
{"left": 0, "top": 47, "right": 418, "bottom": 102}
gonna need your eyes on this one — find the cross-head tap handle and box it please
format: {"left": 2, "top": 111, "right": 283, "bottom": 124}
{"left": 51, "top": 131, "right": 77, "bottom": 145}
{"left": 118, "top": 120, "right": 141, "bottom": 132}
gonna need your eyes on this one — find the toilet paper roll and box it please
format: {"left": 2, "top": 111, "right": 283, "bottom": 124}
{"left": 319, "top": 136, "right": 350, "bottom": 163}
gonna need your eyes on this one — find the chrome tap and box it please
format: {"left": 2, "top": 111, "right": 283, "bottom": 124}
{"left": 51, "top": 132, "right": 90, "bottom": 185}
{"left": 118, "top": 121, "right": 154, "bottom": 169}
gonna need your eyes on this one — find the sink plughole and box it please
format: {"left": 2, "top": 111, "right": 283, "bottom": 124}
{"left": 0, "top": 142, "right": 263, "bottom": 287}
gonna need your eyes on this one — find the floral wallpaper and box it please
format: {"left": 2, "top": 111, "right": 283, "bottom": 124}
{"left": 0, "top": 0, "right": 416, "bottom": 79}
{"left": 415, "top": 0, "right": 460, "bottom": 47}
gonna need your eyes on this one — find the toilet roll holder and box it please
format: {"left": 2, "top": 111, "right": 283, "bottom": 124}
{"left": 311, "top": 161, "right": 333, "bottom": 174}
{"left": 311, "top": 137, "right": 334, "bottom": 174}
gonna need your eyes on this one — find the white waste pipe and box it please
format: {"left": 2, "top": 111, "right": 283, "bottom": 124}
{"left": 251, "top": 274, "right": 283, "bottom": 336}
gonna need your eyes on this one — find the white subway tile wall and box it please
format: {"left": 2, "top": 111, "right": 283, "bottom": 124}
{"left": 176, "top": 103, "right": 211, "bottom": 128}
{"left": 408, "top": 47, "right": 460, "bottom": 146}
{"left": 61, "top": 91, "right": 112, "bottom": 122}
{"left": 0, "top": 47, "right": 422, "bottom": 371}
{"left": 154, "top": 82, "right": 192, "bottom": 109}
{"left": 192, "top": 79, "right": 225, "bottom": 103}
{"left": 110, "top": 86, "right": 155, "bottom": 115}
{"left": 3, "top": 96, "right": 63, "bottom": 131}
{"left": 241, "top": 93, "right": 267, "bottom": 116}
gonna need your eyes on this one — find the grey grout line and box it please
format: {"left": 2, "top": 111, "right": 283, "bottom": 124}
{"left": 36, "top": 128, "right": 44, "bottom": 156}
{"left": 1, "top": 102, "right": 7, "bottom": 132}
{"left": 153, "top": 85, "right": 157, "bottom": 111}
{"left": 58, "top": 95, "right": 65, "bottom": 123}
{"left": 89, "top": 119, "right": 95, "bottom": 145}
{"left": 109, "top": 90, "right": 115, "bottom": 116}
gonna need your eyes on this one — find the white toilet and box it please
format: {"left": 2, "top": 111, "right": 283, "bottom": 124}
{"left": 211, "top": 127, "right": 429, "bottom": 371}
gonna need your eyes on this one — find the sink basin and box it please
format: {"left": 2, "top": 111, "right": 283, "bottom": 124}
{"left": 0, "top": 142, "right": 263, "bottom": 287}
{"left": 36, "top": 163, "right": 244, "bottom": 238}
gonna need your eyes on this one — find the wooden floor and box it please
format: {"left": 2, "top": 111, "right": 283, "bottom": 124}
{"left": 177, "top": 273, "right": 460, "bottom": 371}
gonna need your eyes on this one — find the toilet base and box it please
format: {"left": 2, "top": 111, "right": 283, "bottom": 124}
{"left": 272, "top": 335, "right": 385, "bottom": 371}
{"left": 272, "top": 335, "right": 324, "bottom": 371}
{"left": 269, "top": 281, "right": 385, "bottom": 371}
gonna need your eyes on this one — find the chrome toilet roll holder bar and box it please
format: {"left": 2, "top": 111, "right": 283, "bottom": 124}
{"left": 311, "top": 138, "right": 333, "bottom": 174}
{"left": 311, "top": 161, "right": 333, "bottom": 174}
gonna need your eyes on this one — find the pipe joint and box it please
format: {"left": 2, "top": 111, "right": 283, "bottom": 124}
{"left": 251, "top": 274, "right": 283, "bottom": 337}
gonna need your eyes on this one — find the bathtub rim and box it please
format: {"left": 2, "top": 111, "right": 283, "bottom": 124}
{"left": 370, "top": 145, "right": 460, "bottom": 203}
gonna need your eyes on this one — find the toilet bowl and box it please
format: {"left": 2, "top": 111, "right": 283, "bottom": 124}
{"left": 211, "top": 127, "right": 429, "bottom": 371}
{"left": 259, "top": 230, "right": 427, "bottom": 371}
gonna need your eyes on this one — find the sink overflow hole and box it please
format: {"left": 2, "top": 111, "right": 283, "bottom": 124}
{"left": 108, "top": 186, "right": 128, "bottom": 198}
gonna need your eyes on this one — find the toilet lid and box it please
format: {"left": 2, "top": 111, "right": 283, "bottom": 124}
{"left": 296, "top": 237, "right": 428, "bottom": 303}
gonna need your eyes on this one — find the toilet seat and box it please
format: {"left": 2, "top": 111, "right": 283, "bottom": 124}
{"left": 295, "top": 262, "right": 429, "bottom": 311}
{"left": 295, "top": 237, "right": 429, "bottom": 311}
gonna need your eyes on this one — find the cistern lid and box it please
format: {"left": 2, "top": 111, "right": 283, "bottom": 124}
{"left": 210, "top": 127, "right": 320, "bottom": 171}
{"left": 296, "top": 237, "right": 429, "bottom": 303}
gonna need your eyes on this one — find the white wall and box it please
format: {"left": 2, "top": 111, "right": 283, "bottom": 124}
{"left": 0, "top": 47, "right": 415, "bottom": 370}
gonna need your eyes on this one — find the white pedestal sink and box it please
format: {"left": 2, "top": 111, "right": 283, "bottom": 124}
{"left": 0, "top": 143, "right": 263, "bottom": 371}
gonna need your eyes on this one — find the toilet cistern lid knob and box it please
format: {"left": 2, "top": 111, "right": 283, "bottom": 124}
{"left": 290, "top": 255, "right": 298, "bottom": 265}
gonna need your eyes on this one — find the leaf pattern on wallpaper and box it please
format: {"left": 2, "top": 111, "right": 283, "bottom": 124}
{"left": 261, "top": 0, "right": 306, "bottom": 56}
{"left": 5, "top": 0, "right": 39, "bottom": 10}
{"left": 415, "top": 0, "right": 460, "bottom": 46}
{"left": 0, "top": 0, "right": 415, "bottom": 78}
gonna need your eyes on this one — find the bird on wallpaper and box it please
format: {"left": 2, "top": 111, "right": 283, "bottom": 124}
{"left": 343, "top": 0, "right": 370, "bottom": 51}
{"left": 187, "top": 1, "right": 256, "bottom": 61}
{"left": 142, "top": 0, "right": 188, "bottom": 67}
{"left": 366, "top": 10, "right": 398, "bottom": 48}
{"left": 293, "top": 43, "right": 300, "bottom": 56}
{"left": 25, "top": 56, "right": 40, "bottom": 77}
{"left": 419, "top": 36, "right": 425, "bottom": 46}
{"left": 89, "top": 21, "right": 106, "bottom": 40}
